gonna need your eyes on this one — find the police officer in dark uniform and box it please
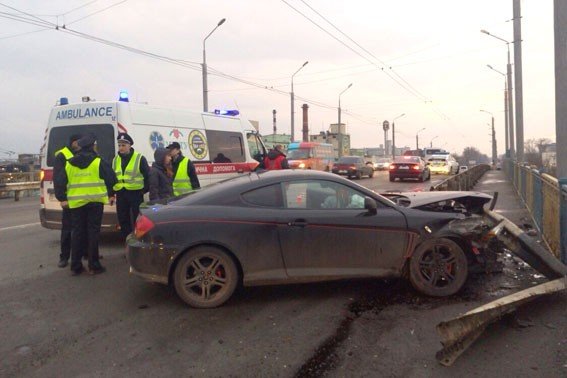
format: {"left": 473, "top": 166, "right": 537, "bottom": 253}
{"left": 112, "top": 133, "right": 149, "bottom": 239}
{"left": 166, "top": 142, "right": 200, "bottom": 195}
{"left": 54, "top": 134, "right": 82, "bottom": 268}
{"left": 54, "top": 133, "right": 117, "bottom": 275}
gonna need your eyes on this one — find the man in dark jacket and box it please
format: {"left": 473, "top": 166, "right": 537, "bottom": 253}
{"left": 149, "top": 148, "right": 174, "bottom": 201}
{"left": 53, "top": 134, "right": 82, "bottom": 268}
{"left": 112, "top": 133, "right": 150, "bottom": 239}
{"left": 264, "top": 144, "right": 289, "bottom": 170}
{"left": 166, "top": 142, "right": 200, "bottom": 195}
{"left": 54, "top": 133, "right": 117, "bottom": 275}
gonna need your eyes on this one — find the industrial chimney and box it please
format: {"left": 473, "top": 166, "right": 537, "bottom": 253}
{"left": 272, "top": 109, "right": 277, "bottom": 135}
{"left": 301, "top": 104, "right": 309, "bottom": 142}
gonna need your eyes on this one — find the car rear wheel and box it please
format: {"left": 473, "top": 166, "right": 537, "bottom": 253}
{"left": 389, "top": 175, "right": 395, "bottom": 182}
{"left": 368, "top": 170, "right": 374, "bottom": 178}
{"left": 409, "top": 238, "right": 468, "bottom": 297}
{"left": 174, "top": 246, "right": 239, "bottom": 308}
{"left": 356, "top": 171, "right": 362, "bottom": 179}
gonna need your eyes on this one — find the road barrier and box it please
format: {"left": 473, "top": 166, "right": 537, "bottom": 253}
{"left": 0, "top": 172, "right": 40, "bottom": 201}
{"left": 429, "top": 164, "right": 491, "bottom": 192}
{"left": 503, "top": 160, "right": 561, "bottom": 260}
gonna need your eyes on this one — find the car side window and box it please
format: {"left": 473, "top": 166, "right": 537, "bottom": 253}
{"left": 283, "top": 180, "right": 366, "bottom": 210}
{"left": 241, "top": 184, "right": 283, "bottom": 207}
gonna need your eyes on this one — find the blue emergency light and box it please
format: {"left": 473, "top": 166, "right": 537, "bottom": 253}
{"left": 118, "top": 90, "right": 129, "bottom": 102}
{"left": 213, "top": 109, "right": 239, "bottom": 116}
{"left": 59, "top": 97, "right": 69, "bottom": 105}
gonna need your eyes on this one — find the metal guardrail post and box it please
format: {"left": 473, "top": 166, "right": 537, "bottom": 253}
{"left": 560, "top": 179, "right": 567, "bottom": 264}
{"left": 533, "top": 171, "right": 543, "bottom": 230}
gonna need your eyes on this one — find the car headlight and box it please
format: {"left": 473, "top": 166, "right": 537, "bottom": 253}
{"left": 298, "top": 163, "right": 305, "bottom": 168}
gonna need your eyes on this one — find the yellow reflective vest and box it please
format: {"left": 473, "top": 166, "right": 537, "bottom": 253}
{"left": 112, "top": 151, "right": 144, "bottom": 191}
{"left": 65, "top": 158, "right": 108, "bottom": 209}
{"left": 55, "top": 146, "right": 73, "bottom": 161}
{"left": 173, "top": 156, "right": 193, "bottom": 196}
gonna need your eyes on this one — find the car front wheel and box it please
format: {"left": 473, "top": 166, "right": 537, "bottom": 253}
{"left": 174, "top": 246, "right": 239, "bottom": 308}
{"left": 409, "top": 238, "right": 468, "bottom": 297}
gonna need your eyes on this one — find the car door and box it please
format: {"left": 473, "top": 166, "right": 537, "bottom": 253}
{"left": 277, "top": 179, "right": 410, "bottom": 279}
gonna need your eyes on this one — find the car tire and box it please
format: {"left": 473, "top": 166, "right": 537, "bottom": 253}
{"left": 389, "top": 175, "right": 395, "bottom": 182}
{"left": 356, "top": 171, "right": 362, "bottom": 180}
{"left": 418, "top": 174, "right": 424, "bottom": 182}
{"left": 173, "top": 246, "right": 239, "bottom": 308}
{"left": 368, "top": 170, "right": 374, "bottom": 178}
{"left": 409, "top": 238, "right": 468, "bottom": 297}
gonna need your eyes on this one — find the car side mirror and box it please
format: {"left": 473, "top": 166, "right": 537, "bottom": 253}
{"left": 364, "top": 197, "right": 377, "bottom": 215}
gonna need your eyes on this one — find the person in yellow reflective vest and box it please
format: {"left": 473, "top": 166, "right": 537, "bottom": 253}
{"left": 53, "top": 134, "right": 82, "bottom": 268}
{"left": 112, "top": 133, "right": 149, "bottom": 239}
{"left": 54, "top": 133, "right": 117, "bottom": 276}
{"left": 166, "top": 142, "right": 200, "bottom": 195}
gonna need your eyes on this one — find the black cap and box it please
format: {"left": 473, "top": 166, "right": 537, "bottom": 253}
{"left": 78, "top": 133, "right": 96, "bottom": 148}
{"left": 117, "top": 132, "right": 134, "bottom": 145}
{"left": 166, "top": 142, "right": 181, "bottom": 150}
{"left": 69, "top": 134, "right": 83, "bottom": 145}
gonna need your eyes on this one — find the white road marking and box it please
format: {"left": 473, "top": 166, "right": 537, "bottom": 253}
{"left": 0, "top": 222, "right": 41, "bottom": 232}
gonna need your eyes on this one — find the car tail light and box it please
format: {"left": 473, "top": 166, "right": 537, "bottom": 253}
{"left": 412, "top": 164, "right": 421, "bottom": 171}
{"left": 350, "top": 165, "right": 356, "bottom": 170}
{"left": 389, "top": 164, "right": 396, "bottom": 170}
{"left": 135, "top": 215, "right": 155, "bottom": 239}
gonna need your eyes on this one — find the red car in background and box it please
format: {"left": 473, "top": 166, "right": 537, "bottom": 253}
{"left": 389, "top": 156, "right": 430, "bottom": 182}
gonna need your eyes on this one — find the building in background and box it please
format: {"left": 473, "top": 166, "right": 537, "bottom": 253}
{"left": 262, "top": 134, "right": 292, "bottom": 151}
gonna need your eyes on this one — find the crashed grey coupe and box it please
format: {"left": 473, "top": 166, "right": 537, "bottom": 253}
{"left": 126, "top": 170, "right": 517, "bottom": 308}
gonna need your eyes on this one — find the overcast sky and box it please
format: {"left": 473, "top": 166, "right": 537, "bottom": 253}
{"left": 0, "top": 0, "right": 556, "bottom": 158}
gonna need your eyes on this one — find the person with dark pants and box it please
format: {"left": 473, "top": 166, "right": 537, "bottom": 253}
{"left": 112, "top": 133, "right": 149, "bottom": 239}
{"left": 53, "top": 134, "right": 82, "bottom": 268}
{"left": 166, "top": 142, "right": 200, "bottom": 196}
{"left": 54, "top": 133, "right": 117, "bottom": 275}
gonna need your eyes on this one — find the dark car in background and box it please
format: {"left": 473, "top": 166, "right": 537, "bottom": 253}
{"left": 332, "top": 156, "right": 373, "bottom": 179}
{"left": 389, "top": 156, "right": 430, "bottom": 182}
{"left": 126, "top": 170, "right": 509, "bottom": 308}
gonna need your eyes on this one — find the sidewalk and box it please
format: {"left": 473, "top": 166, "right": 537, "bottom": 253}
{"left": 465, "top": 169, "right": 567, "bottom": 377}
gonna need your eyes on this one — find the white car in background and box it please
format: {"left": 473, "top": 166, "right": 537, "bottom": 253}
{"left": 427, "top": 154, "right": 459, "bottom": 175}
{"left": 458, "top": 165, "right": 469, "bottom": 174}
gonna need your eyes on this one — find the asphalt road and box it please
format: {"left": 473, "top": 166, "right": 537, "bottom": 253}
{"left": 1, "top": 171, "right": 565, "bottom": 377}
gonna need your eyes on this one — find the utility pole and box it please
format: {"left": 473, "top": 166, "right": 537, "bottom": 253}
{"left": 491, "top": 116, "right": 497, "bottom": 166}
{"left": 554, "top": 0, "right": 567, "bottom": 263}
{"left": 272, "top": 109, "right": 277, "bottom": 135}
{"left": 382, "top": 120, "right": 389, "bottom": 156}
{"left": 514, "top": 0, "right": 525, "bottom": 162}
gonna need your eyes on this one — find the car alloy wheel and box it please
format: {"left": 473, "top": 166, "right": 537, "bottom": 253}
{"left": 409, "top": 238, "right": 468, "bottom": 297}
{"left": 174, "top": 246, "right": 239, "bottom": 308}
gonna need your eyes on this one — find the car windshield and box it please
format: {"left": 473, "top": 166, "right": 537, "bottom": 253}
{"left": 394, "top": 157, "right": 419, "bottom": 163}
{"left": 337, "top": 157, "right": 359, "bottom": 164}
{"left": 429, "top": 158, "right": 448, "bottom": 162}
{"left": 287, "top": 148, "right": 310, "bottom": 159}
{"left": 377, "top": 158, "right": 391, "bottom": 163}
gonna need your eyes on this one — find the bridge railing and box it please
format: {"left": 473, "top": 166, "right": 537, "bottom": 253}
{"left": 503, "top": 160, "right": 561, "bottom": 259}
{"left": 429, "top": 164, "right": 491, "bottom": 192}
{"left": 0, "top": 172, "right": 40, "bottom": 201}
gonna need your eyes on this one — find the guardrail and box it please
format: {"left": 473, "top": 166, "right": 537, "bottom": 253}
{"left": 503, "top": 160, "right": 561, "bottom": 260}
{"left": 429, "top": 164, "right": 491, "bottom": 192}
{"left": 0, "top": 181, "right": 41, "bottom": 201}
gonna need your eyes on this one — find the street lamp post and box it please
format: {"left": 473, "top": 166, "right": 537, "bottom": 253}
{"left": 481, "top": 109, "right": 497, "bottom": 166}
{"left": 337, "top": 83, "right": 353, "bottom": 158}
{"left": 487, "top": 64, "right": 509, "bottom": 157}
{"left": 391, "top": 113, "right": 405, "bottom": 160}
{"left": 290, "top": 61, "right": 309, "bottom": 142}
{"left": 415, "top": 127, "right": 426, "bottom": 150}
{"left": 202, "top": 18, "right": 226, "bottom": 112}
{"left": 429, "top": 135, "right": 439, "bottom": 148}
{"left": 481, "top": 29, "right": 515, "bottom": 159}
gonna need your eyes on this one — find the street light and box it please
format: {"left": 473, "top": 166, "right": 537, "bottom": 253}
{"left": 290, "top": 61, "right": 309, "bottom": 142}
{"left": 480, "top": 109, "right": 497, "bottom": 165}
{"left": 202, "top": 18, "right": 226, "bottom": 112}
{"left": 337, "top": 83, "right": 353, "bottom": 158}
{"left": 429, "top": 135, "right": 439, "bottom": 148}
{"left": 415, "top": 127, "right": 426, "bottom": 150}
{"left": 487, "top": 64, "right": 510, "bottom": 157}
{"left": 481, "top": 29, "right": 515, "bottom": 159}
{"left": 391, "top": 113, "right": 405, "bottom": 160}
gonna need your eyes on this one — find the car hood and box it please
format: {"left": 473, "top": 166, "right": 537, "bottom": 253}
{"left": 381, "top": 191, "right": 494, "bottom": 215}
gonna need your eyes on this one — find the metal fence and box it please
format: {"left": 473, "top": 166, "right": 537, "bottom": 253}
{"left": 503, "top": 160, "right": 561, "bottom": 258}
{"left": 429, "top": 164, "right": 491, "bottom": 192}
{"left": 0, "top": 172, "right": 40, "bottom": 201}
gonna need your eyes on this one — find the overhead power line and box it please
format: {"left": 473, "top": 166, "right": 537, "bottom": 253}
{"left": 0, "top": 3, "right": 378, "bottom": 125}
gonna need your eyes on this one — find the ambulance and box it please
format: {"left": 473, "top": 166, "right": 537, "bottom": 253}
{"left": 39, "top": 92, "right": 267, "bottom": 230}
